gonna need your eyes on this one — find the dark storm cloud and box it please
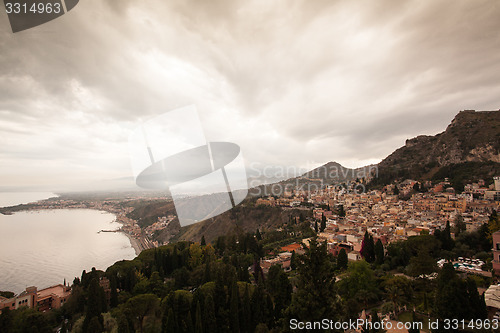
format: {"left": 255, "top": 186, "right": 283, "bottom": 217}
{"left": 0, "top": 0, "right": 499, "bottom": 189}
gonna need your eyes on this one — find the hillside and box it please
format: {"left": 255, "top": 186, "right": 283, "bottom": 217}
{"left": 370, "top": 110, "right": 500, "bottom": 188}
{"left": 248, "top": 161, "right": 375, "bottom": 197}
{"left": 169, "top": 201, "right": 308, "bottom": 244}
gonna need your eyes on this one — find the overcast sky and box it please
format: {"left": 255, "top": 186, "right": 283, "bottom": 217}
{"left": 1, "top": 0, "right": 499, "bottom": 191}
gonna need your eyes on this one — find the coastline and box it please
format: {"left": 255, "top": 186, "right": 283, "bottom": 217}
{"left": 0, "top": 196, "right": 148, "bottom": 258}
{"left": 123, "top": 232, "right": 142, "bottom": 256}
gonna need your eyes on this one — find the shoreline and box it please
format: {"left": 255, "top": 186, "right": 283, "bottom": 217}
{"left": 0, "top": 200, "right": 147, "bottom": 257}
{"left": 123, "top": 231, "right": 142, "bottom": 256}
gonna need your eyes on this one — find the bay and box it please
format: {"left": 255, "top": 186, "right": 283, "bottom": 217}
{"left": 0, "top": 209, "right": 136, "bottom": 294}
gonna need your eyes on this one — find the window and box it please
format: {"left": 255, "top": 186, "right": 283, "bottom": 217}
{"left": 497, "top": 243, "right": 500, "bottom": 250}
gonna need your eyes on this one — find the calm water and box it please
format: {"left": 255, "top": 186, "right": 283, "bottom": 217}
{"left": 0, "top": 209, "right": 136, "bottom": 294}
{"left": 0, "top": 192, "right": 57, "bottom": 208}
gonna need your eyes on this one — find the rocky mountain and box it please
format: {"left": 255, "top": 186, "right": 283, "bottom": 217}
{"left": 160, "top": 110, "right": 500, "bottom": 243}
{"left": 247, "top": 161, "right": 376, "bottom": 197}
{"left": 370, "top": 110, "right": 500, "bottom": 188}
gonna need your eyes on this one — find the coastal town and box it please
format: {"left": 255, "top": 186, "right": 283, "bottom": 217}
{"left": 0, "top": 194, "right": 174, "bottom": 255}
{"left": 256, "top": 176, "right": 500, "bottom": 273}
{"left": 1, "top": 176, "right": 499, "bottom": 266}
{"left": 1, "top": 175, "right": 500, "bottom": 320}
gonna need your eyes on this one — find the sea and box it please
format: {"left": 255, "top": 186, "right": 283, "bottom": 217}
{"left": 0, "top": 193, "right": 136, "bottom": 294}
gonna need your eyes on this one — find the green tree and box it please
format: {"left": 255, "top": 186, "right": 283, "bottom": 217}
{"left": 360, "top": 231, "right": 375, "bottom": 263}
{"left": 251, "top": 282, "right": 267, "bottom": 330}
{"left": 254, "top": 323, "right": 269, "bottom": 333}
{"left": 434, "top": 263, "right": 469, "bottom": 320}
{"left": 10, "top": 308, "right": 52, "bottom": 333}
{"left": 240, "top": 284, "right": 251, "bottom": 333}
{"left": 201, "top": 235, "right": 206, "bottom": 246}
{"left": 125, "top": 294, "right": 159, "bottom": 333}
{"left": 439, "top": 221, "right": 455, "bottom": 251}
{"left": 109, "top": 275, "right": 118, "bottom": 308}
{"left": 290, "top": 251, "right": 297, "bottom": 270}
{"left": 375, "top": 239, "right": 384, "bottom": 265}
{"left": 230, "top": 281, "right": 240, "bottom": 332}
{"left": 320, "top": 214, "right": 326, "bottom": 232}
{"left": 195, "top": 301, "right": 203, "bottom": 333}
{"left": 83, "top": 278, "right": 106, "bottom": 332}
{"left": 453, "top": 214, "right": 466, "bottom": 236}
{"left": 466, "top": 278, "right": 487, "bottom": 319}
{"left": 338, "top": 204, "right": 346, "bottom": 217}
{"left": 337, "top": 248, "right": 348, "bottom": 270}
{"left": 406, "top": 249, "right": 437, "bottom": 277}
{"left": 338, "top": 261, "right": 378, "bottom": 309}
{"left": 87, "top": 316, "right": 104, "bottom": 333}
{"left": 203, "top": 294, "right": 217, "bottom": 333}
{"left": 165, "top": 308, "right": 176, "bottom": 333}
{"left": 114, "top": 309, "right": 131, "bottom": 333}
{"left": 383, "top": 275, "right": 412, "bottom": 314}
{"left": 285, "top": 237, "right": 339, "bottom": 323}
{"left": 267, "top": 265, "right": 292, "bottom": 321}
{"left": 0, "top": 308, "right": 12, "bottom": 333}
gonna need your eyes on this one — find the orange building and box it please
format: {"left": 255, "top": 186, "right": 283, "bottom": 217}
{"left": 0, "top": 284, "right": 71, "bottom": 313}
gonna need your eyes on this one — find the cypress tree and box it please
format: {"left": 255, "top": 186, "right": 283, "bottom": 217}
{"left": 266, "top": 265, "right": 292, "bottom": 321}
{"left": 338, "top": 204, "right": 346, "bottom": 217}
{"left": 110, "top": 275, "right": 118, "bottom": 308}
{"left": 185, "top": 311, "right": 194, "bottom": 333}
{"left": 230, "top": 281, "right": 240, "bottom": 332}
{"left": 240, "top": 285, "right": 252, "bottom": 333}
{"left": 82, "top": 278, "right": 104, "bottom": 332}
{"left": 440, "top": 221, "right": 454, "bottom": 251}
{"left": 165, "top": 308, "right": 176, "bottom": 333}
{"left": 337, "top": 248, "right": 348, "bottom": 270}
{"left": 375, "top": 239, "right": 384, "bottom": 265}
{"left": 320, "top": 214, "right": 326, "bottom": 232}
{"left": 360, "top": 231, "right": 375, "bottom": 263}
{"left": 203, "top": 294, "right": 217, "bottom": 333}
{"left": 201, "top": 235, "right": 206, "bottom": 246}
{"left": 203, "top": 261, "right": 212, "bottom": 283}
{"left": 251, "top": 283, "right": 265, "bottom": 330}
{"left": 195, "top": 301, "right": 203, "bottom": 333}
{"left": 290, "top": 251, "right": 297, "bottom": 270}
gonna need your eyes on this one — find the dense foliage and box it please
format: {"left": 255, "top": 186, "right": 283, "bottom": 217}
{"left": 1, "top": 211, "right": 497, "bottom": 332}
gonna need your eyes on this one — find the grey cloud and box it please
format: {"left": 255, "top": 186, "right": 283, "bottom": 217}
{"left": 1, "top": 0, "right": 500, "bottom": 190}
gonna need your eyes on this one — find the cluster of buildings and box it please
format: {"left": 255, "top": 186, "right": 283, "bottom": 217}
{"left": 0, "top": 284, "right": 71, "bottom": 313}
{"left": 259, "top": 177, "right": 500, "bottom": 271}
{"left": 144, "top": 215, "right": 176, "bottom": 238}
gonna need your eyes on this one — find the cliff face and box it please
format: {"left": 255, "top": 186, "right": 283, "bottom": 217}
{"left": 373, "top": 110, "right": 500, "bottom": 185}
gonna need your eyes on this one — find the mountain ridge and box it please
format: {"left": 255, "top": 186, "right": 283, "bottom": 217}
{"left": 370, "top": 109, "right": 500, "bottom": 187}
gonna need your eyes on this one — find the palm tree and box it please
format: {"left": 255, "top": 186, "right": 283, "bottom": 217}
{"left": 385, "top": 285, "right": 403, "bottom": 317}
